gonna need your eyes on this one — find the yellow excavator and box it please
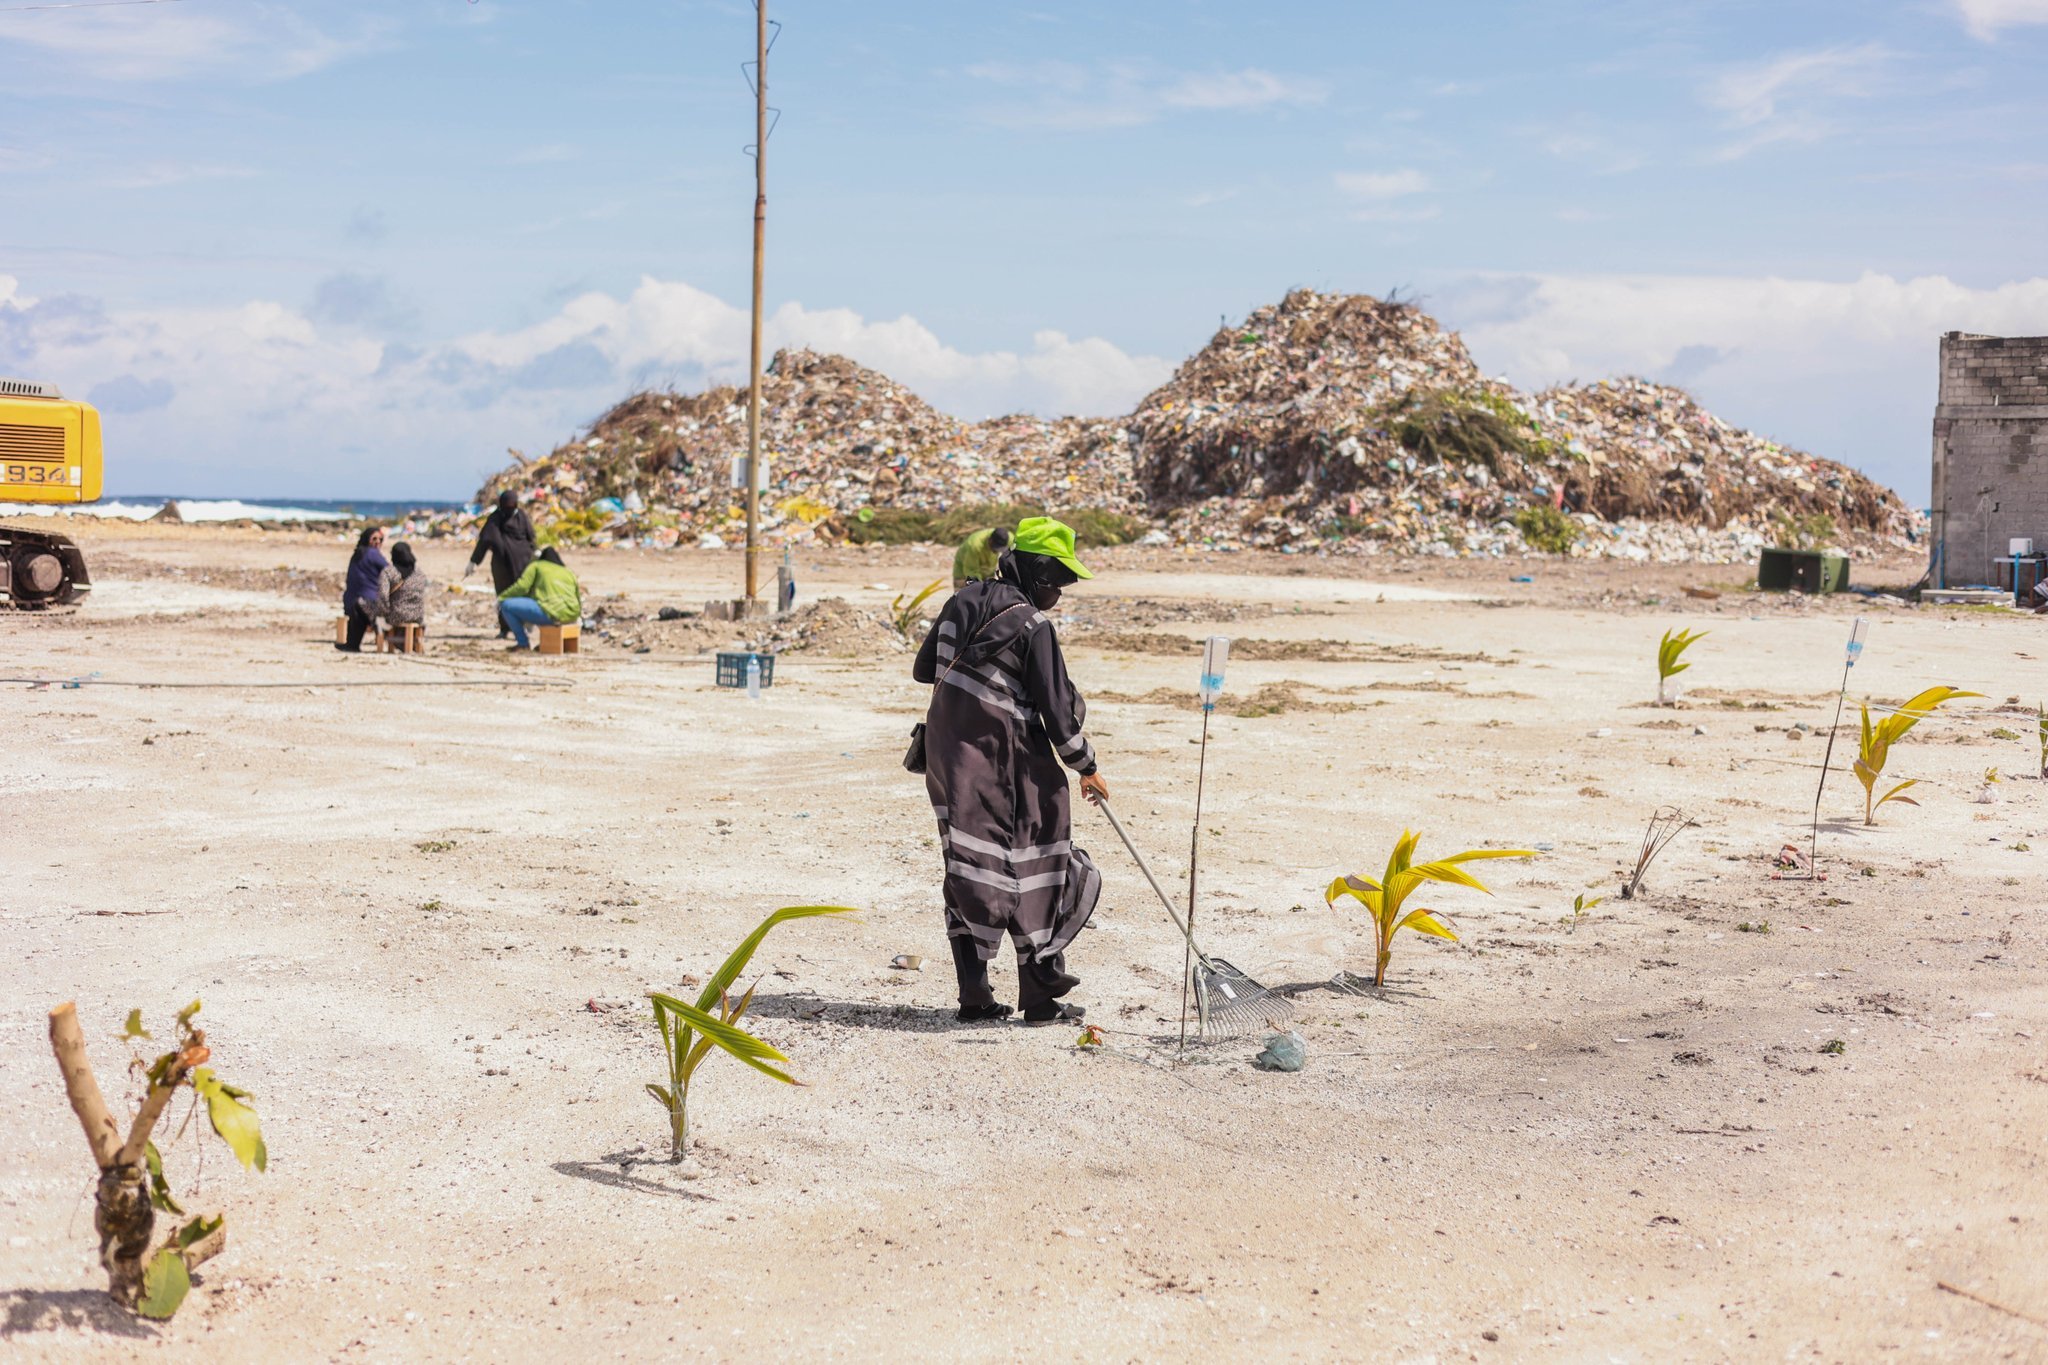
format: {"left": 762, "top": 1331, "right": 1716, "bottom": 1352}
{"left": 0, "top": 377, "right": 101, "bottom": 608}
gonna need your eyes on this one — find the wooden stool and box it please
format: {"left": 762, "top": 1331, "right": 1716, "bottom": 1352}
{"left": 382, "top": 623, "right": 424, "bottom": 654}
{"left": 334, "top": 616, "right": 389, "bottom": 650}
{"left": 537, "top": 622, "right": 580, "bottom": 655}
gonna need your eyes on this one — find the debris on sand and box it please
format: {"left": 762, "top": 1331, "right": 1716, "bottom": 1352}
{"left": 746, "top": 597, "right": 905, "bottom": 657}
{"left": 1096, "top": 680, "right": 1380, "bottom": 716}
{"left": 1255, "top": 1031, "right": 1307, "bottom": 1072}
{"left": 582, "top": 596, "right": 905, "bottom": 659}
{"left": 1073, "top": 631, "right": 1496, "bottom": 664}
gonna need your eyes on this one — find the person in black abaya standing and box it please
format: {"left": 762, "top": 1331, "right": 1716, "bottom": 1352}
{"left": 913, "top": 517, "right": 1109, "bottom": 1025}
{"left": 466, "top": 491, "right": 537, "bottom": 639}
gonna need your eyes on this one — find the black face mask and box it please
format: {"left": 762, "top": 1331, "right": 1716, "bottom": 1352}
{"left": 1030, "top": 584, "right": 1063, "bottom": 610}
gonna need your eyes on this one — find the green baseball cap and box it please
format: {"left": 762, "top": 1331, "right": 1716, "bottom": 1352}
{"left": 1011, "top": 516, "right": 1093, "bottom": 580}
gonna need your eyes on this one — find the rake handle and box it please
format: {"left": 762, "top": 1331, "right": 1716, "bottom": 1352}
{"left": 1095, "top": 800, "right": 1211, "bottom": 967}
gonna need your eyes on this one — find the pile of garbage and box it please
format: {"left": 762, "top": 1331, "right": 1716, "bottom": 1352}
{"left": 465, "top": 290, "right": 1914, "bottom": 563}
{"left": 474, "top": 349, "right": 1137, "bottom": 550}
{"left": 1126, "top": 288, "right": 1911, "bottom": 556}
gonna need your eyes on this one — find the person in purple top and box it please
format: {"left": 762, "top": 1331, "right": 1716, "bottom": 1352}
{"left": 336, "top": 526, "right": 389, "bottom": 652}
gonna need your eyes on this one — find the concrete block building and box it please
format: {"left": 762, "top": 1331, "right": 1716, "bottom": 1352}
{"left": 1931, "top": 332, "right": 2048, "bottom": 587}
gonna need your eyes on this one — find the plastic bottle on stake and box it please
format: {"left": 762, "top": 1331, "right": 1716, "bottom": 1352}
{"left": 746, "top": 654, "right": 761, "bottom": 700}
{"left": 1807, "top": 615, "right": 1869, "bottom": 874}
{"left": 1199, "top": 636, "right": 1230, "bottom": 712}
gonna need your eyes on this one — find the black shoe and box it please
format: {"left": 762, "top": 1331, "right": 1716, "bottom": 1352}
{"left": 955, "top": 1002, "right": 1013, "bottom": 1023}
{"left": 1022, "top": 1001, "right": 1086, "bottom": 1027}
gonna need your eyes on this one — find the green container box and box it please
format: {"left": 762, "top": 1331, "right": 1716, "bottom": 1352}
{"left": 1757, "top": 548, "right": 1849, "bottom": 593}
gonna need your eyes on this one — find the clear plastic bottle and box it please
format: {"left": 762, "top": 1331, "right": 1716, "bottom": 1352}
{"left": 1198, "top": 636, "right": 1230, "bottom": 711}
{"left": 745, "top": 654, "right": 761, "bottom": 700}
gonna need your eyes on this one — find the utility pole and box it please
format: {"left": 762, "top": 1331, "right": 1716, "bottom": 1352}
{"left": 743, "top": 0, "right": 767, "bottom": 610}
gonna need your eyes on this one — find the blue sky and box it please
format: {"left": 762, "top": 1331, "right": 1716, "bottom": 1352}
{"left": 4, "top": 0, "right": 2046, "bottom": 502}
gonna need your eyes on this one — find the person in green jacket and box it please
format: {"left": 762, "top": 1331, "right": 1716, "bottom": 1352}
{"left": 951, "top": 526, "right": 1012, "bottom": 592}
{"left": 497, "top": 546, "right": 581, "bottom": 650}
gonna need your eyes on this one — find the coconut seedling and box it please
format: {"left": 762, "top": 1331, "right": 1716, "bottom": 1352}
{"left": 1324, "top": 831, "right": 1535, "bottom": 986}
{"left": 46, "top": 1000, "right": 267, "bottom": 1319}
{"left": 1656, "top": 626, "right": 1708, "bottom": 705}
{"left": 1852, "top": 685, "right": 1983, "bottom": 824}
{"left": 891, "top": 580, "right": 943, "bottom": 641}
{"left": 1562, "top": 891, "right": 1604, "bottom": 934}
{"left": 646, "top": 904, "right": 855, "bottom": 1161}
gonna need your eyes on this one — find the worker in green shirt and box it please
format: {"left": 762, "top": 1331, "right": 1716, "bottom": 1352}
{"left": 497, "top": 546, "right": 582, "bottom": 650}
{"left": 951, "top": 526, "right": 1013, "bottom": 592}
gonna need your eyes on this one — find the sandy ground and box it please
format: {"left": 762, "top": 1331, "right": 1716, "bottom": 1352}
{"left": 3, "top": 524, "right": 2045, "bottom": 1362}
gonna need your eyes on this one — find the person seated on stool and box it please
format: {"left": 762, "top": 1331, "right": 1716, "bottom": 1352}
{"left": 378, "top": 541, "right": 430, "bottom": 646}
{"left": 497, "top": 546, "right": 581, "bottom": 651}
{"left": 335, "top": 526, "right": 388, "bottom": 652}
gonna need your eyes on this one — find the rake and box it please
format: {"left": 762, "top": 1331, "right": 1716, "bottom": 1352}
{"left": 1096, "top": 799, "right": 1293, "bottom": 1040}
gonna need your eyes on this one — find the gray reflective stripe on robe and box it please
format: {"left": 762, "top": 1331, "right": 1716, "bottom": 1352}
{"left": 914, "top": 580, "right": 1101, "bottom": 963}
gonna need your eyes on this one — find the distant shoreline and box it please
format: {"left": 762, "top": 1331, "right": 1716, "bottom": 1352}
{"left": 24, "top": 496, "right": 469, "bottom": 523}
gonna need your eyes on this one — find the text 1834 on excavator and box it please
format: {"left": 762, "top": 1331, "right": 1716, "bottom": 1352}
{"left": 0, "top": 377, "right": 101, "bottom": 608}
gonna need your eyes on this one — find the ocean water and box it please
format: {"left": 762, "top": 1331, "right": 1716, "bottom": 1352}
{"left": 13, "top": 496, "right": 468, "bottom": 523}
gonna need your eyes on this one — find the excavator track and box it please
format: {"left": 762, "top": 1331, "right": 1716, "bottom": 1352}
{"left": 0, "top": 525, "right": 91, "bottom": 609}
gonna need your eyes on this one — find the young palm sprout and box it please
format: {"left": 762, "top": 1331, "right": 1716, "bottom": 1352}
{"left": 1656, "top": 627, "right": 1708, "bottom": 706}
{"left": 1325, "top": 831, "right": 1535, "bottom": 986}
{"left": 1852, "top": 686, "right": 1983, "bottom": 824}
{"left": 647, "top": 905, "right": 855, "bottom": 1161}
{"left": 890, "top": 580, "right": 943, "bottom": 640}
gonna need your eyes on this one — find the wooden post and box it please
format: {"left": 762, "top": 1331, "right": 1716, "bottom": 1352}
{"left": 743, "top": 0, "right": 768, "bottom": 610}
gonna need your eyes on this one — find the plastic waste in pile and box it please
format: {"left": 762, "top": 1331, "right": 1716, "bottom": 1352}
{"left": 447, "top": 294, "right": 1914, "bottom": 562}
{"left": 745, "top": 654, "right": 762, "bottom": 700}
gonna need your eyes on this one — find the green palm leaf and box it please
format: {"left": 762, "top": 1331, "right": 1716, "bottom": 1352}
{"left": 695, "top": 905, "right": 858, "bottom": 1013}
{"left": 648, "top": 993, "right": 798, "bottom": 1086}
{"left": 1329, "top": 832, "right": 1537, "bottom": 985}
{"left": 1397, "top": 908, "right": 1457, "bottom": 941}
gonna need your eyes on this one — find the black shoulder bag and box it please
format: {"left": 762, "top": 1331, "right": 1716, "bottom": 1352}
{"left": 905, "top": 603, "right": 1021, "bottom": 775}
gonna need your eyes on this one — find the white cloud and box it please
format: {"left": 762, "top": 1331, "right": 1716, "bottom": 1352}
{"left": 1535, "top": 130, "right": 1646, "bottom": 176}
{"left": 1334, "top": 169, "right": 1432, "bottom": 200}
{"left": 1953, "top": 0, "right": 2048, "bottom": 39}
{"left": 966, "top": 61, "right": 1325, "bottom": 130}
{"left": 1158, "top": 69, "right": 1327, "bottom": 112}
{"left": 508, "top": 142, "right": 578, "bottom": 166}
{"left": 1335, "top": 169, "right": 1438, "bottom": 222}
{"left": 1701, "top": 42, "right": 1892, "bottom": 160}
{"left": 0, "top": 146, "right": 55, "bottom": 174}
{"left": 0, "top": 274, "right": 1170, "bottom": 498}
{"left": 462, "top": 277, "right": 1170, "bottom": 420}
{"left": 1440, "top": 270, "right": 2048, "bottom": 499}
{"left": 107, "top": 163, "right": 258, "bottom": 190}
{"left": 1350, "top": 205, "right": 1442, "bottom": 224}
{"left": 0, "top": 3, "right": 389, "bottom": 83}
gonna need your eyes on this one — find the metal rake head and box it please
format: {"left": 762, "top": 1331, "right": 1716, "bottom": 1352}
{"left": 1196, "top": 958, "right": 1294, "bottom": 1039}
